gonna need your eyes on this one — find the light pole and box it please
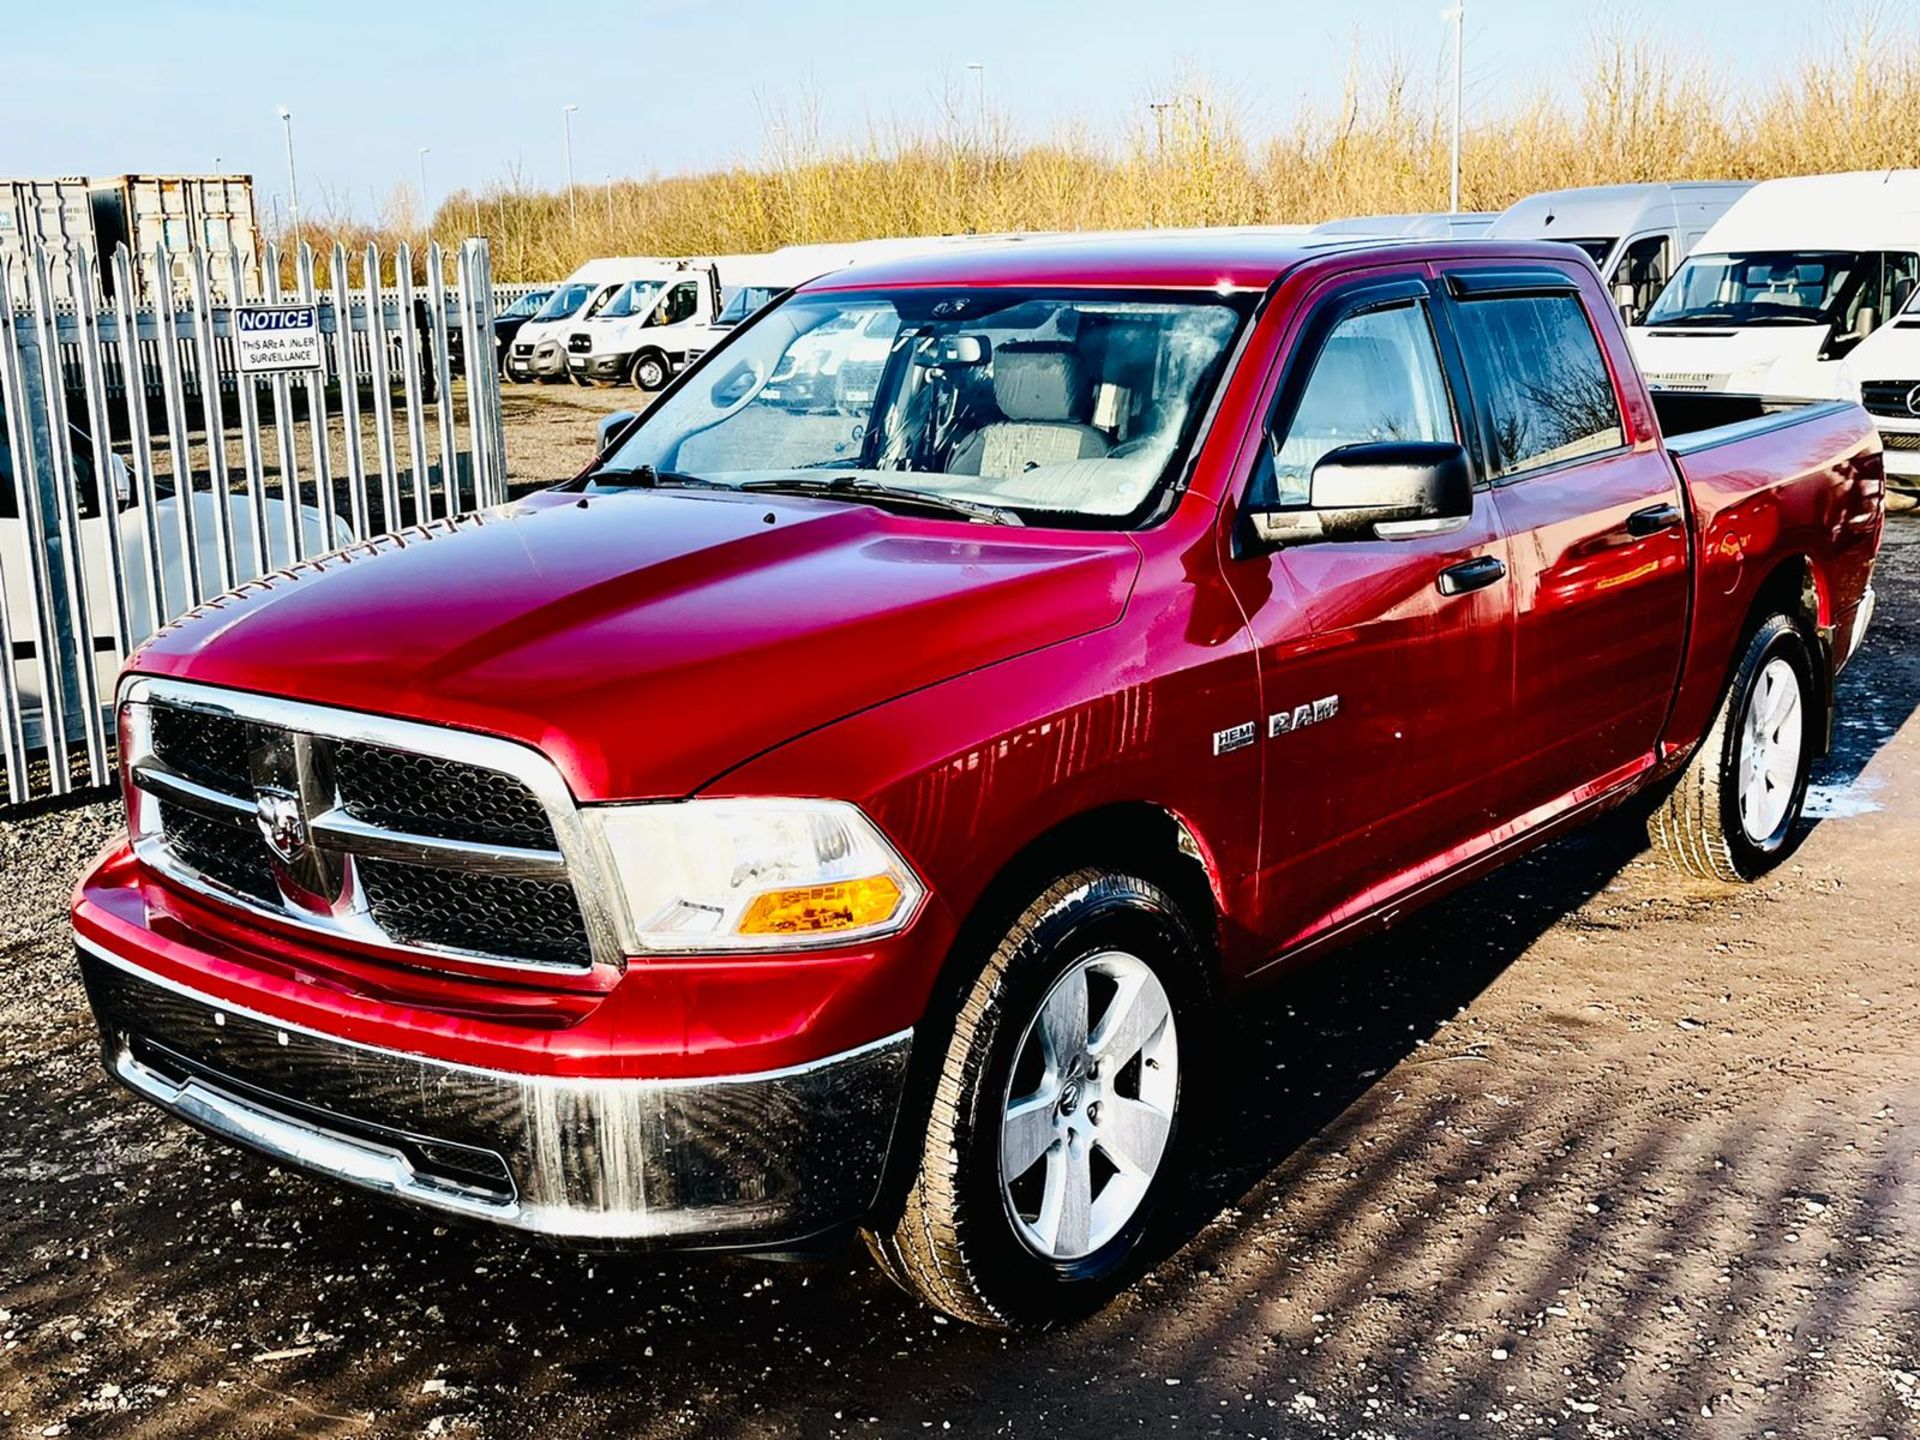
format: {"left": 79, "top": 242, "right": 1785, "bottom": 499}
{"left": 276, "top": 105, "right": 303, "bottom": 255}
{"left": 965, "top": 62, "right": 988, "bottom": 197}
{"left": 563, "top": 103, "right": 579, "bottom": 220}
{"left": 965, "top": 62, "right": 987, "bottom": 139}
{"left": 417, "top": 146, "right": 431, "bottom": 226}
{"left": 1443, "top": 3, "right": 1465, "bottom": 213}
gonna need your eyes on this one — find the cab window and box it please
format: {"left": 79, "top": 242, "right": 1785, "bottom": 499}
{"left": 1258, "top": 300, "right": 1458, "bottom": 507}
{"left": 1451, "top": 292, "right": 1624, "bottom": 479}
{"left": 1617, "top": 235, "right": 1671, "bottom": 318}
{"left": 651, "top": 281, "right": 700, "bottom": 327}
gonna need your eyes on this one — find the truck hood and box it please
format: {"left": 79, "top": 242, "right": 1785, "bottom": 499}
{"left": 131, "top": 489, "right": 1141, "bottom": 799}
{"left": 1629, "top": 324, "right": 1851, "bottom": 400}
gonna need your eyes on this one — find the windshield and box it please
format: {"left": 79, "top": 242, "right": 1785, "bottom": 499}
{"left": 598, "top": 279, "right": 666, "bottom": 320}
{"left": 717, "top": 285, "right": 782, "bottom": 326}
{"left": 530, "top": 282, "right": 594, "bottom": 322}
{"left": 1644, "top": 250, "right": 1915, "bottom": 328}
{"left": 597, "top": 288, "right": 1249, "bottom": 527}
{"left": 1567, "top": 238, "right": 1616, "bottom": 268}
{"left": 501, "top": 290, "right": 552, "bottom": 320}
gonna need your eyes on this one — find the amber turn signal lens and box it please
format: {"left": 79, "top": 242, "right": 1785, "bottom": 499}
{"left": 736, "top": 874, "right": 905, "bottom": 937}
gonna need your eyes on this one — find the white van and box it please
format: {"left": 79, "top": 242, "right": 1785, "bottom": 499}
{"left": 565, "top": 262, "right": 723, "bottom": 390}
{"left": 1489, "top": 181, "right": 1752, "bottom": 321}
{"left": 504, "top": 257, "right": 658, "bottom": 383}
{"left": 1847, "top": 284, "right": 1920, "bottom": 489}
{"left": 570, "top": 239, "right": 1039, "bottom": 392}
{"left": 1629, "top": 171, "right": 1920, "bottom": 402}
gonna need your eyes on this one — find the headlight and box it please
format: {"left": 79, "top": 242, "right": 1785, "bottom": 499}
{"left": 586, "top": 799, "right": 924, "bottom": 953}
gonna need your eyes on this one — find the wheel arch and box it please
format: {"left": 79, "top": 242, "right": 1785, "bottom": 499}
{"left": 1743, "top": 553, "right": 1833, "bottom": 755}
{"left": 958, "top": 800, "right": 1224, "bottom": 962}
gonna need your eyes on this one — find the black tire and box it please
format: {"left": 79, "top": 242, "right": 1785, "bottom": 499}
{"left": 1650, "top": 613, "right": 1817, "bottom": 882}
{"left": 629, "top": 351, "right": 670, "bottom": 392}
{"left": 864, "top": 869, "right": 1209, "bottom": 1328}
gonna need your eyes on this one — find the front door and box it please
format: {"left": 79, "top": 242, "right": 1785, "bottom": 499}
{"left": 1228, "top": 272, "right": 1517, "bottom": 952}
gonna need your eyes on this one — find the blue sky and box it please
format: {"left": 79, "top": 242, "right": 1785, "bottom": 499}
{"left": 2, "top": 0, "right": 1880, "bottom": 221}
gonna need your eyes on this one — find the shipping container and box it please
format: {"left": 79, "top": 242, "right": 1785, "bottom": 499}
{"left": 0, "top": 177, "right": 97, "bottom": 305}
{"left": 91, "top": 174, "right": 261, "bottom": 304}
{"left": 0, "top": 174, "right": 260, "bottom": 307}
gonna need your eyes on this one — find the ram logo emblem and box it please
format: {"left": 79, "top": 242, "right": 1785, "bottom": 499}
{"left": 1270, "top": 694, "right": 1340, "bottom": 738}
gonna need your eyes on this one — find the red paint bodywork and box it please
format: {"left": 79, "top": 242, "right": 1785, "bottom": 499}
{"left": 74, "top": 235, "right": 1885, "bottom": 1081}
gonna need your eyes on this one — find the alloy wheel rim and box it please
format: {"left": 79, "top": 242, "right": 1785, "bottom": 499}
{"left": 1736, "top": 655, "right": 1804, "bottom": 845}
{"left": 999, "top": 949, "right": 1178, "bottom": 1262}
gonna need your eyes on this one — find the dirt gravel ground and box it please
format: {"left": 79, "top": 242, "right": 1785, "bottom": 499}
{"left": 2, "top": 417, "right": 1917, "bottom": 1436}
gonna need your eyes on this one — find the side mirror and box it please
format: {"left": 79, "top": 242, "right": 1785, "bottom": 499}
{"left": 1854, "top": 305, "right": 1879, "bottom": 339}
{"left": 1612, "top": 281, "right": 1641, "bottom": 327}
{"left": 1245, "top": 441, "right": 1474, "bottom": 548}
{"left": 596, "top": 410, "right": 639, "bottom": 456}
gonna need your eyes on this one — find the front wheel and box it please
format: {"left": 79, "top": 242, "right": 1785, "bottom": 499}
{"left": 1650, "top": 613, "right": 1817, "bottom": 882}
{"left": 865, "top": 870, "right": 1207, "bottom": 1328}
{"left": 629, "top": 351, "right": 670, "bottom": 392}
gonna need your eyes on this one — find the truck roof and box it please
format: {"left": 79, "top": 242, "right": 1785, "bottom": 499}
{"left": 799, "top": 229, "right": 1584, "bottom": 293}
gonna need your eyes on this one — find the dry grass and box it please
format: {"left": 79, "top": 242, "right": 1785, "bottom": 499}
{"left": 283, "top": 19, "right": 1920, "bottom": 285}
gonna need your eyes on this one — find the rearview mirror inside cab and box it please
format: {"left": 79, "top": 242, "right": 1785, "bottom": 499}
{"left": 1244, "top": 440, "right": 1474, "bottom": 548}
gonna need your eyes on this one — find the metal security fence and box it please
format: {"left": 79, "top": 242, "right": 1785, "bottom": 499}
{"left": 0, "top": 235, "right": 507, "bottom": 809}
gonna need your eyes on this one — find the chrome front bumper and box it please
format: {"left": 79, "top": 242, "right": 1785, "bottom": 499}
{"left": 78, "top": 942, "right": 912, "bottom": 1249}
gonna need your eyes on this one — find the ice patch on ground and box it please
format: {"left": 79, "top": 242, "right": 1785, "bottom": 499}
{"left": 1805, "top": 776, "right": 1886, "bottom": 820}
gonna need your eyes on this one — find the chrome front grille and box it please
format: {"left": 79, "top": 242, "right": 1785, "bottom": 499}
{"left": 122, "top": 678, "right": 617, "bottom": 975}
{"left": 1861, "top": 379, "right": 1920, "bottom": 419}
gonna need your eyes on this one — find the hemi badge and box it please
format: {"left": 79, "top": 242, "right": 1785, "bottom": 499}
{"left": 1271, "top": 694, "right": 1341, "bottom": 737}
{"left": 1212, "top": 722, "right": 1257, "bottom": 756}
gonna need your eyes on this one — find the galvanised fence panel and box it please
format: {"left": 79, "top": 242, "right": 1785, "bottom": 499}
{"left": 0, "top": 236, "right": 507, "bottom": 807}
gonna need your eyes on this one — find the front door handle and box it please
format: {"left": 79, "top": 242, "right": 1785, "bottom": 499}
{"left": 1626, "top": 501, "right": 1684, "bottom": 537}
{"left": 1436, "top": 555, "right": 1506, "bottom": 596}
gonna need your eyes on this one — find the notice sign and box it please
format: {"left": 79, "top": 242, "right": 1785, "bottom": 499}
{"left": 234, "top": 304, "right": 323, "bottom": 374}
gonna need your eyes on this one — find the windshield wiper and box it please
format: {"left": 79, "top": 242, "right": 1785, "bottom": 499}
{"left": 591, "top": 463, "right": 726, "bottom": 489}
{"left": 740, "top": 475, "right": 1021, "bottom": 525}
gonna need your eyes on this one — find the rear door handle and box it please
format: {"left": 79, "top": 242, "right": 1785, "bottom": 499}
{"left": 1626, "top": 501, "right": 1684, "bottom": 537}
{"left": 1436, "top": 555, "right": 1506, "bottom": 596}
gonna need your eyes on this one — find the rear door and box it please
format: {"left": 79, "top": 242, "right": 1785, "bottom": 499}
{"left": 1442, "top": 264, "right": 1691, "bottom": 819}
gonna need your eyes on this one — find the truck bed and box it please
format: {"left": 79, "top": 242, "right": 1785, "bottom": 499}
{"left": 1651, "top": 391, "right": 1859, "bottom": 457}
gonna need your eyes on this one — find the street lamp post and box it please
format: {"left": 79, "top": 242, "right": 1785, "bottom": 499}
{"left": 1443, "top": 3, "right": 1465, "bottom": 213}
{"left": 276, "top": 105, "right": 303, "bottom": 255}
{"left": 563, "top": 103, "right": 579, "bottom": 220}
{"left": 965, "top": 62, "right": 988, "bottom": 199}
{"left": 417, "top": 146, "right": 431, "bottom": 227}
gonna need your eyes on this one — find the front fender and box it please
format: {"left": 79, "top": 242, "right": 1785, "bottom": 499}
{"left": 699, "top": 611, "right": 1264, "bottom": 992}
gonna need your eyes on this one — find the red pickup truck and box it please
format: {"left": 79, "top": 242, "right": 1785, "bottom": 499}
{"left": 74, "top": 233, "right": 1884, "bottom": 1329}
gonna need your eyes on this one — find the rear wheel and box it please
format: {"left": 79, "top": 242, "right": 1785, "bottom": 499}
{"left": 1650, "top": 613, "right": 1816, "bottom": 882}
{"left": 865, "top": 870, "right": 1205, "bottom": 1328}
